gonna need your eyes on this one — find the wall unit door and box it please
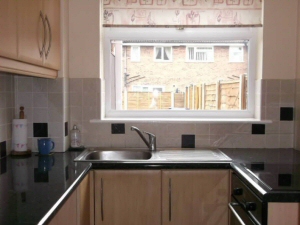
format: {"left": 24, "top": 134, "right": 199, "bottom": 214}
{"left": 0, "top": 0, "right": 18, "bottom": 59}
{"left": 94, "top": 170, "right": 161, "bottom": 225}
{"left": 0, "top": 0, "right": 60, "bottom": 78}
{"left": 17, "top": 0, "right": 44, "bottom": 67}
{"left": 41, "top": 0, "right": 61, "bottom": 70}
{"left": 162, "top": 170, "right": 229, "bottom": 225}
{"left": 18, "top": 0, "right": 60, "bottom": 70}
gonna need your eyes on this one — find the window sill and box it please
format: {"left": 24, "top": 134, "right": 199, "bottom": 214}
{"left": 90, "top": 118, "right": 272, "bottom": 124}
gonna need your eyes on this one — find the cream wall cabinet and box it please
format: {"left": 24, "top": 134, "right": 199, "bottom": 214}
{"left": 94, "top": 169, "right": 230, "bottom": 225}
{"left": 0, "top": 0, "right": 60, "bottom": 78}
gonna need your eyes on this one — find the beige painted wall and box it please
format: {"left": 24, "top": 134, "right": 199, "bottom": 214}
{"left": 67, "top": 0, "right": 299, "bottom": 80}
{"left": 262, "top": 0, "right": 298, "bottom": 80}
{"left": 68, "top": 0, "right": 100, "bottom": 78}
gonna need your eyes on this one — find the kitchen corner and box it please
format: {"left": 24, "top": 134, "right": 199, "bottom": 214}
{"left": 1, "top": 0, "right": 300, "bottom": 225}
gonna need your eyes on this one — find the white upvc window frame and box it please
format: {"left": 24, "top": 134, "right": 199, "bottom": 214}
{"left": 229, "top": 45, "right": 244, "bottom": 62}
{"left": 154, "top": 46, "right": 172, "bottom": 62}
{"left": 131, "top": 46, "right": 140, "bottom": 62}
{"left": 102, "top": 27, "right": 261, "bottom": 121}
{"left": 186, "top": 46, "right": 214, "bottom": 62}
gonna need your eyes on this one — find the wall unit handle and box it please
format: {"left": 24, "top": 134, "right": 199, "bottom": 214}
{"left": 169, "top": 178, "right": 172, "bottom": 221}
{"left": 45, "top": 15, "right": 52, "bottom": 59}
{"left": 39, "top": 11, "right": 46, "bottom": 58}
{"left": 101, "top": 178, "right": 104, "bottom": 221}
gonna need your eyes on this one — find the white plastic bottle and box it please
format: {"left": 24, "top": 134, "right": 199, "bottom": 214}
{"left": 70, "top": 125, "right": 81, "bottom": 148}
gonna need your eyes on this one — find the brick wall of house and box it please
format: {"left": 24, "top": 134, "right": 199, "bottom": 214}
{"left": 123, "top": 45, "right": 248, "bottom": 92}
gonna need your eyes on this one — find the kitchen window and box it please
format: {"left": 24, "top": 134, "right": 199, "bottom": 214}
{"left": 154, "top": 46, "right": 172, "bottom": 62}
{"left": 102, "top": 27, "right": 261, "bottom": 121}
{"left": 186, "top": 46, "right": 214, "bottom": 62}
{"left": 229, "top": 46, "right": 244, "bottom": 62}
{"left": 131, "top": 46, "right": 140, "bottom": 62}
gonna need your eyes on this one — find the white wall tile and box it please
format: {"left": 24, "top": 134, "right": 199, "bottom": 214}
{"left": 32, "top": 108, "right": 48, "bottom": 123}
{"left": 33, "top": 93, "right": 48, "bottom": 107}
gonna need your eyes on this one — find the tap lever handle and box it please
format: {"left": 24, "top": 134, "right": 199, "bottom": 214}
{"left": 143, "top": 131, "right": 156, "bottom": 138}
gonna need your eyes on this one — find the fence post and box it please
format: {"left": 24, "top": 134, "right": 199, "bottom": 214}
{"left": 171, "top": 92, "right": 175, "bottom": 109}
{"left": 216, "top": 80, "right": 220, "bottom": 110}
{"left": 198, "top": 84, "right": 202, "bottom": 110}
{"left": 202, "top": 83, "right": 205, "bottom": 109}
{"left": 239, "top": 74, "right": 246, "bottom": 110}
{"left": 185, "top": 86, "right": 189, "bottom": 109}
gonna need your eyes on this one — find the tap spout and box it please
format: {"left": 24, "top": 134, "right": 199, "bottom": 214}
{"left": 131, "top": 126, "right": 156, "bottom": 151}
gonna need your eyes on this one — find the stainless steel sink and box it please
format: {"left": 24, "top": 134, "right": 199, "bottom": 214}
{"left": 75, "top": 149, "right": 152, "bottom": 161}
{"left": 74, "top": 148, "right": 232, "bottom": 163}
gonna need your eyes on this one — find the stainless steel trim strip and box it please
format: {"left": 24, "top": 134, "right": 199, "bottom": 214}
{"left": 229, "top": 203, "right": 246, "bottom": 225}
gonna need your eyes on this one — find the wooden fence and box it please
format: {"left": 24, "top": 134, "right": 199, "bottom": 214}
{"left": 123, "top": 74, "right": 247, "bottom": 110}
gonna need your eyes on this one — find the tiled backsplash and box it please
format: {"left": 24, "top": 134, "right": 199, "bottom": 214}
{"left": 0, "top": 72, "right": 14, "bottom": 156}
{"left": 14, "top": 76, "right": 69, "bottom": 152}
{"left": 0, "top": 74, "right": 296, "bottom": 153}
{"left": 69, "top": 78, "right": 295, "bottom": 149}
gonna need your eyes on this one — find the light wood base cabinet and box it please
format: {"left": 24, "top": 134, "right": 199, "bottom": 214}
{"left": 49, "top": 172, "right": 93, "bottom": 225}
{"left": 162, "top": 170, "right": 230, "bottom": 225}
{"left": 94, "top": 170, "right": 161, "bottom": 225}
{"left": 94, "top": 169, "right": 230, "bottom": 225}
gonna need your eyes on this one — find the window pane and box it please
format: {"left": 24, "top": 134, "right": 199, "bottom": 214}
{"left": 120, "top": 42, "right": 248, "bottom": 110}
{"left": 155, "top": 47, "right": 162, "bottom": 60}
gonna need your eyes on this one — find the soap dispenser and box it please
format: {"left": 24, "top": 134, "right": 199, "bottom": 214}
{"left": 70, "top": 125, "right": 81, "bottom": 148}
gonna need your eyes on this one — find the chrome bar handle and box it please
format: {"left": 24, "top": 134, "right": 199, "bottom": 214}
{"left": 45, "top": 15, "right": 52, "bottom": 59}
{"left": 228, "top": 203, "right": 246, "bottom": 225}
{"left": 39, "top": 11, "right": 46, "bottom": 58}
{"left": 169, "top": 178, "right": 172, "bottom": 221}
{"left": 101, "top": 178, "right": 104, "bottom": 221}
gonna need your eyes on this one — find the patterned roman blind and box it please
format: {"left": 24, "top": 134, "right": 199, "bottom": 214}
{"left": 103, "top": 0, "right": 262, "bottom": 27}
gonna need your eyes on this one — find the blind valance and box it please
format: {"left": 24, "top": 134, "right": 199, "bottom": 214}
{"left": 103, "top": 0, "right": 262, "bottom": 27}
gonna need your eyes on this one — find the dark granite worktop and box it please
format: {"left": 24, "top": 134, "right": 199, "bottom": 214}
{"left": 0, "top": 152, "right": 90, "bottom": 225}
{"left": 1, "top": 148, "right": 300, "bottom": 224}
{"left": 222, "top": 148, "right": 300, "bottom": 202}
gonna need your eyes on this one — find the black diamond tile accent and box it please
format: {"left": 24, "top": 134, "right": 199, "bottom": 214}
{"left": 111, "top": 124, "right": 125, "bottom": 134}
{"left": 0, "top": 141, "right": 6, "bottom": 158}
{"left": 181, "top": 135, "right": 195, "bottom": 148}
{"left": 0, "top": 158, "right": 7, "bottom": 175}
{"left": 65, "top": 122, "right": 68, "bottom": 137}
{"left": 280, "top": 107, "right": 294, "bottom": 121}
{"left": 33, "top": 123, "right": 48, "bottom": 137}
{"left": 278, "top": 174, "right": 292, "bottom": 187}
{"left": 65, "top": 165, "right": 69, "bottom": 181}
{"left": 252, "top": 124, "right": 265, "bottom": 135}
{"left": 34, "top": 168, "right": 49, "bottom": 183}
{"left": 250, "top": 162, "right": 265, "bottom": 171}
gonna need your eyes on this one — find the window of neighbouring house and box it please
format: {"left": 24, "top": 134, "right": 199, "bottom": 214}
{"left": 103, "top": 27, "right": 261, "bottom": 120}
{"left": 132, "top": 85, "right": 165, "bottom": 92}
{"left": 131, "top": 46, "right": 140, "bottom": 62}
{"left": 154, "top": 46, "right": 172, "bottom": 62}
{"left": 229, "top": 46, "right": 244, "bottom": 62}
{"left": 186, "top": 46, "right": 214, "bottom": 62}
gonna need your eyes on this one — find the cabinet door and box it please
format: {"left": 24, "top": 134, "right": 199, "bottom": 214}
{"left": 18, "top": 0, "right": 44, "bottom": 66}
{"left": 43, "top": 0, "right": 61, "bottom": 70}
{"left": 162, "top": 170, "right": 229, "bottom": 225}
{"left": 0, "top": 0, "right": 18, "bottom": 59}
{"left": 94, "top": 170, "right": 161, "bottom": 225}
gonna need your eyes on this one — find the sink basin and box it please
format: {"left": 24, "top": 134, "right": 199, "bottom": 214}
{"left": 75, "top": 149, "right": 152, "bottom": 161}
